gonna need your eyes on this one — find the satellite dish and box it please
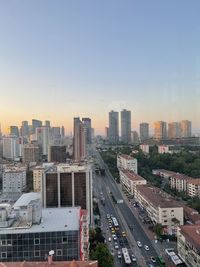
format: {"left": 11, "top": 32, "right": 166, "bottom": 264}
{"left": 49, "top": 250, "right": 55, "bottom": 256}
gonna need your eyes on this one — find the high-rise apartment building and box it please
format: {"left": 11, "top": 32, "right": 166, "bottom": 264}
{"left": 180, "top": 120, "right": 192, "bottom": 138}
{"left": 9, "top": 126, "right": 19, "bottom": 137}
{"left": 2, "top": 136, "right": 20, "bottom": 160}
{"left": 45, "top": 120, "right": 51, "bottom": 127}
{"left": 105, "top": 127, "right": 109, "bottom": 139}
{"left": 121, "top": 109, "right": 131, "bottom": 144}
{"left": 36, "top": 127, "right": 50, "bottom": 156}
{"left": 168, "top": 122, "right": 180, "bottom": 139}
{"left": 48, "top": 145, "right": 67, "bottom": 163}
{"left": 82, "top": 118, "right": 92, "bottom": 144}
{"left": 73, "top": 117, "right": 85, "bottom": 161}
{"left": 32, "top": 119, "right": 42, "bottom": 134}
{"left": 139, "top": 123, "right": 149, "bottom": 141}
{"left": 22, "top": 143, "right": 40, "bottom": 164}
{"left": 154, "top": 121, "right": 167, "bottom": 139}
{"left": 41, "top": 163, "right": 93, "bottom": 223}
{"left": 108, "top": 110, "right": 119, "bottom": 144}
{"left": 61, "top": 126, "right": 65, "bottom": 139}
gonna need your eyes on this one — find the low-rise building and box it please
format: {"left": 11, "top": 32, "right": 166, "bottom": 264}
{"left": 135, "top": 185, "right": 184, "bottom": 234}
{"left": 187, "top": 179, "right": 200, "bottom": 198}
{"left": 0, "top": 193, "right": 89, "bottom": 262}
{"left": 139, "top": 144, "right": 149, "bottom": 154}
{"left": 170, "top": 173, "right": 190, "bottom": 192}
{"left": 2, "top": 164, "right": 27, "bottom": 193}
{"left": 183, "top": 206, "right": 200, "bottom": 225}
{"left": 119, "top": 169, "right": 146, "bottom": 195}
{"left": 117, "top": 154, "right": 138, "bottom": 174}
{"left": 3, "top": 261, "right": 98, "bottom": 267}
{"left": 177, "top": 225, "right": 200, "bottom": 267}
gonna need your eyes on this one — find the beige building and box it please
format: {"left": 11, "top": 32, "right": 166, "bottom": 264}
{"left": 135, "top": 185, "right": 183, "bottom": 233}
{"left": 154, "top": 121, "right": 167, "bottom": 139}
{"left": 23, "top": 143, "right": 40, "bottom": 164}
{"left": 117, "top": 154, "right": 138, "bottom": 174}
{"left": 119, "top": 169, "right": 146, "bottom": 195}
{"left": 33, "top": 165, "right": 50, "bottom": 192}
{"left": 187, "top": 179, "right": 200, "bottom": 198}
{"left": 170, "top": 173, "right": 190, "bottom": 192}
{"left": 177, "top": 225, "right": 200, "bottom": 267}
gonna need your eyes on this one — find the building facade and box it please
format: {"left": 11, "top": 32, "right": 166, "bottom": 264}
{"left": 108, "top": 111, "right": 119, "bottom": 144}
{"left": 48, "top": 145, "right": 67, "bottom": 163}
{"left": 180, "top": 120, "right": 192, "bottom": 138}
{"left": 139, "top": 123, "right": 149, "bottom": 141}
{"left": 3, "top": 136, "right": 20, "bottom": 160}
{"left": 154, "top": 121, "right": 167, "bottom": 139}
{"left": 117, "top": 154, "right": 138, "bottom": 174}
{"left": 73, "top": 118, "right": 86, "bottom": 161}
{"left": 168, "top": 122, "right": 180, "bottom": 139}
{"left": 82, "top": 118, "right": 92, "bottom": 144}
{"left": 121, "top": 109, "right": 131, "bottom": 144}
{"left": 23, "top": 144, "right": 40, "bottom": 164}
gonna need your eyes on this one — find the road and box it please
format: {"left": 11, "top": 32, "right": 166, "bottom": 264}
{"left": 92, "top": 147, "right": 159, "bottom": 267}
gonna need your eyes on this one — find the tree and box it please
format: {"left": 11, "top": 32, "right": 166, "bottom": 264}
{"left": 91, "top": 243, "right": 114, "bottom": 267}
{"left": 153, "top": 223, "right": 163, "bottom": 237}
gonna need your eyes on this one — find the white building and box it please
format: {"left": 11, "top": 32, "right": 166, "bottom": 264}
{"left": 2, "top": 164, "right": 27, "bottom": 193}
{"left": 119, "top": 169, "right": 146, "bottom": 195}
{"left": 2, "top": 136, "right": 20, "bottom": 160}
{"left": 158, "top": 145, "right": 170, "bottom": 154}
{"left": 135, "top": 185, "right": 184, "bottom": 234}
{"left": 117, "top": 154, "right": 138, "bottom": 174}
{"left": 140, "top": 144, "right": 149, "bottom": 154}
{"left": 36, "top": 126, "right": 50, "bottom": 156}
{"left": 187, "top": 179, "right": 200, "bottom": 198}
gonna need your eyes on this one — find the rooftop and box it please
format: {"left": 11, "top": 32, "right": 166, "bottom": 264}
{"left": 118, "top": 154, "right": 135, "bottom": 160}
{"left": 0, "top": 207, "right": 80, "bottom": 234}
{"left": 179, "top": 225, "right": 200, "bottom": 251}
{"left": 13, "top": 192, "right": 40, "bottom": 207}
{"left": 120, "top": 169, "right": 145, "bottom": 182}
{"left": 187, "top": 179, "right": 200, "bottom": 186}
{"left": 136, "top": 185, "right": 183, "bottom": 208}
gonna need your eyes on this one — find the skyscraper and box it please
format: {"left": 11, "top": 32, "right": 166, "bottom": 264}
{"left": 73, "top": 117, "right": 86, "bottom": 161}
{"left": 32, "top": 119, "right": 42, "bottom": 134}
{"left": 9, "top": 126, "right": 19, "bottom": 137}
{"left": 180, "top": 120, "right": 192, "bottom": 138}
{"left": 21, "top": 121, "right": 29, "bottom": 137}
{"left": 82, "top": 118, "right": 92, "bottom": 144}
{"left": 168, "top": 122, "right": 180, "bottom": 139}
{"left": 36, "top": 126, "right": 50, "bottom": 156}
{"left": 121, "top": 109, "right": 131, "bottom": 144}
{"left": 45, "top": 120, "right": 51, "bottom": 127}
{"left": 154, "top": 121, "right": 167, "bottom": 139}
{"left": 108, "top": 110, "right": 119, "bottom": 144}
{"left": 2, "top": 136, "right": 20, "bottom": 160}
{"left": 139, "top": 123, "right": 149, "bottom": 142}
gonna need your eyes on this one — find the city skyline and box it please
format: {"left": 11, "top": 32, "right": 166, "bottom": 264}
{"left": 1, "top": 1, "right": 200, "bottom": 134}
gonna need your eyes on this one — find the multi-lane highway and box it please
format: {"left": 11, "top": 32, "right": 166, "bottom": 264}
{"left": 92, "top": 146, "right": 159, "bottom": 267}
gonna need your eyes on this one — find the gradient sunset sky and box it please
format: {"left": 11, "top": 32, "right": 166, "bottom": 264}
{"left": 0, "top": 0, "right": 200, "bottom": 134}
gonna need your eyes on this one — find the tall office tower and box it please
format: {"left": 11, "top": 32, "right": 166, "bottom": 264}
{"left": 121, "top": 109, "right": 131, "bottom": 144}
{"left": 22, "top": 143, "right": 40, "bottom": 164}
{"left": 105, "top": 127, "right": 109, "bottom": 139}
{"left": 51, "top": 127, "right": 61, "bottom": 140}
{"left": 2, "top": 136, "right": 20, "bottom": 160}
{"left": 48, "top": 145, "right": 67, "bottom": 162}
{"left": 21, "top": 121, "right": 29, "bottom": 137}
{"left": 140, "top": 123, "right": 149, "bottom": 141}
{"left": 131, "top": 131, "right": 140, "bottom": 144}
{"left": 61, "top": 126, "right": 65, "bottom": 138}
{"left": 82, "top": 118, "right": 92, "bottom": 144}
{"left": 108, "top": 110, "right": 119, "bottom": 144}
{"left": 168, "top": 122, "right": 180, "bottom": 139}
{"left": 180, "top": 120, "right": 192, "bottom": 138}
{"left": 73, "top": 117, "right": 86, "bottom": 161}
{"left": 42, "top": 163, "right": 93, "bottom": 223}
{"left": 9, "top": 126, "right": 19, "bottom": 137}
{"left": 32, "top": 119, "right": 42, "bottom": 134}
{"left": 44, "top": 120, "right": 51, "bottom": 128}
{"left": 36, "top": 126, "right": 50, "bottom": 156}
{"left": 154, "top": 121, "right": 167, "bottom": 139}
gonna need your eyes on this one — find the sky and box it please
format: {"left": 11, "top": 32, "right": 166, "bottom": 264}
{"left": 0, "top": 0, "right": 200, "bottom": 134}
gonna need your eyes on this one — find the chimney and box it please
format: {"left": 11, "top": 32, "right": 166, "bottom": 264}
{"left": 48, "top": 255, "right": 53, "bottom": 266}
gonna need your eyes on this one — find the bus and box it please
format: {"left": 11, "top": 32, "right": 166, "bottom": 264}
{"left": 112, "top": 217, "right": 119, "bottom": 230}
{"left": 157, "top": 256, "right": 166, "bottom": 267}
{"left": 122, "top": 248, "right": 131, "bottom": 266}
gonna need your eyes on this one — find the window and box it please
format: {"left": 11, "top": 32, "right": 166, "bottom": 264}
{"left": 1, "top": 252, "right": 7, "bottom": 259}
{"left": 62, "top": 237, "right": 68, "bottom": 244}
{"left": 1, "top": 240, "right": 7, "bottom": 246}
{"left": 34, "top": 251, "right": 40, "bottom": 257}
{"left": 164, "top": 220, "right": 167, "bottom": 223}
{"left": 34, "top": 238, "right": 40, "bottom": 245}
{"left": 56, "top": 249, "right": 62, "bottom": 256}
{"left": 7, "top": 240, "right": 12, "bottom": 246}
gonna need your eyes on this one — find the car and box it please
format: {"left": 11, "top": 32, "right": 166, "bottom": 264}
{"left": 137, "top": 241, "right": 142, "bottom": 247}
{"left": 106, "top": 214, "right": 110, "bottom": 219}
{"left": 148, "top": 265, "right": 154, "bottom": 267}
{"left": 112, "top": 234, "right": 117, "bottom": 241}
{"left": 131, "top": 254, "right": 136, "bottom": 262}
{"left": 108, "top": 237, "right": 111, "bottom": 242}
{"left": 144, "top": 245, "right": 149, "bottom": 251}
{"left": 150, "top": 256, "right": 156, "bottom": 263}
{"left": 111, "top": 229, "right": 115, "bottom": 234}
{"left": 117, "top": 250, "right": 122, "bottom": 259}
{"left": 108, "top": 223, "right": 112, "bottom": 228}
{"left": 122, "top": 231, "right": 126, "bottom": 237}
{"left": 114, "top": 242, "right": 119, "bottom": 249}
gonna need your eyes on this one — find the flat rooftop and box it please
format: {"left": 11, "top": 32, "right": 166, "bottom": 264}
{"left": 187, "top": 179, "right": 200, "bottom": 185}
{"left": 120, "top": 169, "right": 146, "bottom": 182}
{"left": 180, "top": 225, "right": 200, "bottom": 251}
{"left": 3, "top": 261, "right": 98, "bottom": 267}
{"left": 0, "top": 207, "right": 80, "bottom": 234}
{"left": 118, "top": 154, "right": 135, "bottom": 160}
{"left": 136, "top": 185, "right": 183, "bottom": 208}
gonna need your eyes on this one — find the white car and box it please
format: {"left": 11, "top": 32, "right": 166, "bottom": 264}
{"left": 131, "top": 254, "right": 136, "bottom": 262}
{"left": 144, "top": 245, "right": 149, "bottom": 251}
{"left": 112, "top": 234, "right": 117, "bottom": 241}
{"left": 107, "top": 214, "right": 110, "bottom": 219}
{"left": 137, "top": 241, "right": 142, "bottom": 247}
{"left": 108, "top": 237, "right": 111, "bottom": 242}
{"left": 114, "top": 242, "right": 119, "bottom": 249}
{"left": 117, "top": 250, "right": 122, "bottom": 259}
{"left": 151, "top": 256, "right": 156, "bottom": 263}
